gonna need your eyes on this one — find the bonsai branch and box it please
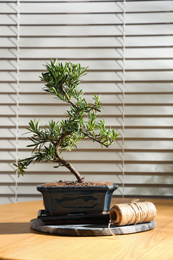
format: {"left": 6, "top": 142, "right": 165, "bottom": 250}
{"left": 81, "top": 130, "right": 110, "bottom": 148}
{"left": 61, "top": 85, "right": 77, "bottom": 108}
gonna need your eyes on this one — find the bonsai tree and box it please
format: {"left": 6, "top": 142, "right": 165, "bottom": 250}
{"left": 14, "top": 60, "right": 119, "bottom": 183}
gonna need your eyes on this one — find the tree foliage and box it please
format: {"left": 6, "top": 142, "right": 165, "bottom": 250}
{"left": 14, "top": 60, "right": 119, "bottom": 182}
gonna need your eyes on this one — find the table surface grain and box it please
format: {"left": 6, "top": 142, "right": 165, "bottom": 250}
{"left": 0, "top": 198, "right": 173, "bottom": 260}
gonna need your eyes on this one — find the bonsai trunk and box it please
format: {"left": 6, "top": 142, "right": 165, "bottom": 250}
{"left": 55, "top": 146, "right": 84, "bottom": 183}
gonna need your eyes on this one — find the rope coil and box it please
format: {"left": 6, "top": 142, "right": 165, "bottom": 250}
{"left": 110, "top": 201, "right": 157, "bottom": 226}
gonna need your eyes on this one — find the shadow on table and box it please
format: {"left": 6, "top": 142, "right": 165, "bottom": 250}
{"left": 0, "top": 222, "right": 36, "bottom": 234}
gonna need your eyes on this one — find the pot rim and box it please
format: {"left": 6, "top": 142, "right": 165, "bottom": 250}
{"left": 37, "top": 183, "right": 118, "bottom": 191}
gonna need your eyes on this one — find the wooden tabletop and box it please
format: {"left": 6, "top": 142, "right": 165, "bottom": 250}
{"left": 0, "top": 198, "right": 173, "bottom": 260}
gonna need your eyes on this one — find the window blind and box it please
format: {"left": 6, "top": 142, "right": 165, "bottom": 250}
{"left": 0, "top": 0, "right": 173, "bottom": 204}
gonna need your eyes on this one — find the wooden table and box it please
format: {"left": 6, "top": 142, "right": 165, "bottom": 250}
{"left": 0, "top": 198, "right": 173, "bottom": 260}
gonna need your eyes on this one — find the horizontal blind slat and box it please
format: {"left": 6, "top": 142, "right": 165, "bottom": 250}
{"left": 1, "top": 0, "right": 173, "bottom": 203}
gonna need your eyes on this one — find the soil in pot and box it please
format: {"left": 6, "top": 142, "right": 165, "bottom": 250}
{"left": 41, "top": 180, "right": 113, "bottom": 187}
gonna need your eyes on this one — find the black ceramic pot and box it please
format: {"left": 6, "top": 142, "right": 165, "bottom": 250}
{"left": 37, "top": 184, "right": 118, "bottom": 216}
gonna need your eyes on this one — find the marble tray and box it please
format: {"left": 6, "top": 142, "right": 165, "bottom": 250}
{"left": 30, "top": 218, "right": 156, "bottom": 236}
